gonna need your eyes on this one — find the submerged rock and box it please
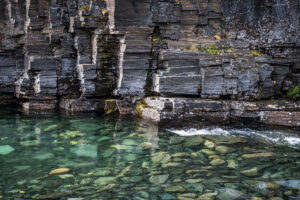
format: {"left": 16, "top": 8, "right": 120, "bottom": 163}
{"left": 200, "top": 149, "right": 215, "bottom": 155}
{"left": 197, "top": 192, "right": 217, "bottom": 200}
{"left": 183, "top": 136, "right": 204, "bottom": 147}
{"left": 44, "top": 124, "right": 63, "bottom": 132}
{"left": 241, "top": 167, "right": 259, "bottom": 177}
{"left": 218, "top": 188, "right": 247, "bottom": 200}
{"left": 164, "top": 185, "right": 186, "bottom": 192}
{"left": 210, "top": 158, "right": 226, "bottom": 166}
{"left": 0, "top": 145, "right": 14, "bottom": 155}
{"left": 151, "top": 152, "right": 171, "bottom": 163}
{"left": 242, "top": 152, "right": 274, "bottom": 159}
{"left": 93, "top": 169, "right": 112, "bottom": 176}
{"left": 122, "top": 139, "right": 136, "bottom": 146}
{"left": 33, "top": 152, "right": 54, "bottom": 160}
{"left": 94, "top": 177, "right": 116, "bottom": 186}
{"left": 70, "top": 144, "right": 97, "bottom": 158}
{"left": 204, "top": 140, "right": 216, "bottom": 149}
{"left": 160, "top": 193, "right": 177, "bottom": 200}
{"left": 49, "top": 168, "right": 70, "bottom": 175}
{"left": 185, "top": 179, "right": 205, "bottom": 184}
{"left": 169, "top": 136, "right": 186, "bottom": 145}
{"left": 227, "top": 160, "right": 238, "bottom": 169}
{"left": 215, "top": 146, "right": 233, "bottom": 154}
{"left": 59, "top": 130, "right": 83, "bottom": 139}
{"left": 177, "top": 193, "right": 197, "bottom": 200}
{"left": 162, "top": 162, "right": 181, "bottom": 168}
{"left": 20, "top": 140, "right": 39, "bottom": 147}
{"left": 149, "top": 174, "right": 169, "bottom": 184}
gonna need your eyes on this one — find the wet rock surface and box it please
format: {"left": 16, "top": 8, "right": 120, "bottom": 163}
{"left": 0, "top": 0, "right": 299, "bottom": 126}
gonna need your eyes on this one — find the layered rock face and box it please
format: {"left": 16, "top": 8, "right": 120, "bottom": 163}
{"left": 0, "top": 0, "right": 299, "bottom": 125}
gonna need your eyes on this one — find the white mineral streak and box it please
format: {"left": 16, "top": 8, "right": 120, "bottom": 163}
{"left": 5, "top": 0, "right": 15, "bottom": 33}
{"left": 153, "top": 73, "right": 160, "bottom": 93}
{"left": 24, "top": 0, "right": 31, "bottom": 34}
{"left": 105, "top": 0, "right": 115, "bottom": 33}
{"left": 15, "top": 0, "right": 31, "bottom": 98}
{"left": 42, "top": 8, "right": 53, "bottom": 44}
{"left": 33, "top": 73, "right": 41, "bottom": 94}
{"left": 74, "top": 36, "right": 86, "bottom": 98}
{"left": 77, "top": 2, "right": 85, "bottom": 27}
{"left": 114, "top": 37, "right": 126, "bottom": 95}
{"left": 91, "top": 29, "right": 103, "bottom": 64}
{"left": 47, "top": 9, "right": 53, "bottom": 44}
{"left": 69, "top": 17, "right": 74, "bottom": 33}
{"left": 89, "top": 0, "right": 93, "bottom": 11}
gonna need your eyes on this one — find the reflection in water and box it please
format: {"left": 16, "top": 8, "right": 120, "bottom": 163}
{"left": 0, "top": 110, "right": 300, "bottom": 199}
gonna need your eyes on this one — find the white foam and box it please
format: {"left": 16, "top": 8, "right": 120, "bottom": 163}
{"left": 169, "top": 128, "right": 230, "bottom": 136}
{"left": 168, "top": 127, "right": 300, "bottom": 146}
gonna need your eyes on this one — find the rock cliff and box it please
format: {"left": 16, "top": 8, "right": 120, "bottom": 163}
{"left": 0, "top": 0, "right": 299, "bottom": 126}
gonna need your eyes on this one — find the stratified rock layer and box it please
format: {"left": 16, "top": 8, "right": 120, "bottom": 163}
{"left": 0, "top": 0, "right": 299, "bottom": 126}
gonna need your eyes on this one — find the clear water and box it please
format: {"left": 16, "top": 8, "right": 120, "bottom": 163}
{"left": 0, "top": 109, "right": 300, "bottom": 199}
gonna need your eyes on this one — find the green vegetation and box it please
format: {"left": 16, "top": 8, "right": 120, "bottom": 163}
{"left": 287, "top": 86, "right": 300, "bottom": 101}
{"left": 246, "top": 50, "right": 262, "bottom": 57}
{"left": 201, "top": 45, "right": 222, "bottom": 55}
{"left": 183, "top": 45, "right": 199, "bottom": 51}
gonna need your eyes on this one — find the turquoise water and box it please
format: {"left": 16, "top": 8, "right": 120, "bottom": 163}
{"left": 0, "top": 109, "right": 300, "bottom": 199}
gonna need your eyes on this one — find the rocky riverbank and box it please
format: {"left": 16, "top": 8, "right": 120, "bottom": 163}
{"left": 0, "top": 0, "right": 299, "bottom": 126}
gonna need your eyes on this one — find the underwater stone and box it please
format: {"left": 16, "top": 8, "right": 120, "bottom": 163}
{"left": 33, "top": 152, "right": 54, "bottom": 160}
{"left": 93, "top": 169, "right": 112, "bottom": 176}
{"left": 218, "top": 188, "right": 246, "bottom": 200}
{"left": 204, "top": 140, "right": 216, "bottom": 149}
{"left": 197, "top": 192, "right": 217, "bottom": 200}
{"left": 210, "top": 159, "right": 226, "bottom": 166}
{"left": 70, "top": 144, "right": 97, "bottom": 158}
{"left": 215, "top": 146, "right": 233, "bottom": 154}
{"left": 138, "top": 142, "right": 153, "bottom": 150}
{"left": 227, "top": 160, "right": 238, "bottom": 169}
{"left": 185, "top": 179, "right": 204, "bottom": 184}
{"left": 172, "top": 153, "right": 190, "bottom": 158}
{"left": 242, "top": 152, "right": 274, "bottom": 159}
{"left": 164, "top": 185, "right": 186, "bottom": 192}
{"left": 241, "top": 167, "right": 259, "bottom": 177}
{"left": 94, "top": 177, "right": 116, "bottom": 186}
{"left": 169, "top": 136, "right": 186, "bottom": 145}
{"left": 49, "top": 168, "right": 70, "bottom": 175}
{"left": 0, "top": 145, "right": 14, "bottom": 155}
{"left": 183, "top": 136, "right": 204, "bottom": 147}
{"left": 124, "top": 154, "right": 137, "bottom": 161}
{"left": 200, "top": 149, "right": 215, "bottom": 155}
{"left": 160, "top": 193, "right": 177, "bottom": 200}
{"left": 162, "top": 162, "right": 181, "bottom": 168}
{"left": 122, "top": 139, "right": 136, "bottom": 146}
{"left": 149, "top": 174, "right": 169, "bottom": 184}
{"left": 151, "top": 152, "right": 171, "bottom": 163}
{"left": 177, "top": 193, "right": 196, "bottom": 200}
{"left": 20, "top": 140, "right": 39, "bottom": 147}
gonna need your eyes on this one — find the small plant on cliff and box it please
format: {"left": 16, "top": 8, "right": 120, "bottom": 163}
{"left": 201, "top": 45, "right": 222, "bottom": 55}
{"left": 287, "top": 86, "right": 300, "bottom": 101}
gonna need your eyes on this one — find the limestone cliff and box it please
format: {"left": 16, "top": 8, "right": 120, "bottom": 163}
{"left": 0, "top": 0, "right": 299, "bottom": 126}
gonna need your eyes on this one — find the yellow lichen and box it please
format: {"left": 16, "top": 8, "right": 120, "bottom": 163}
{"left": 105, "top": 99, "right": 117, "bottom": 114}
{"left": 80, "top": 5, "right": 90, "bottom": 11}
{"left": 136, "top": 99, "right": 149, "bottom": 117}
{"left": 214, "top": 34, "right": 221, "bottom": 40}
{"left": 183, "top": 45, "right": 199, "bottom": 51}
{"left": 201, "top": 45, "right": 222, "bottom": 55}
{"left": 246, "top": 50, "right": 262, "bottom": 57}
{"left": 102, "top": 9, "right": 109, "bottom": 15}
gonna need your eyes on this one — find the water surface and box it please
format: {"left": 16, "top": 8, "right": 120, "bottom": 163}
{"left": 0, "top": 109, "right": 300, "bottom": 199}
